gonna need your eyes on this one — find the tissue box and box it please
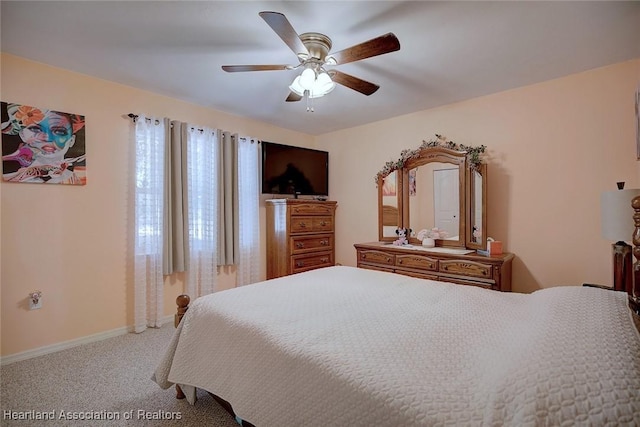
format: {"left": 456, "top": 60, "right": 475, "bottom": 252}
{"left": 488, "top": 240, "right": 503, "bottom": 255}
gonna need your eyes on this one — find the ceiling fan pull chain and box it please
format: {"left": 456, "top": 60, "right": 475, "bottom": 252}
{"left": 305, "top": 91, "right": 314, "bottom": 112}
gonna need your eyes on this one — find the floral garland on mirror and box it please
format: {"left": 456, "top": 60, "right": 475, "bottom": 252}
{"left": 374, "top": 134, "right": 486, "bottom": 185}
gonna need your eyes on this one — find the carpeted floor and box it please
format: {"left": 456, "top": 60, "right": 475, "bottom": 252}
{"left": 0, "top": 324, "right": 239, "bottom": 426}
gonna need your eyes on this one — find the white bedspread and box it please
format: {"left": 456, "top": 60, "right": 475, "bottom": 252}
{"left": 153, "top": 266, "right": 640, "bottom": 426}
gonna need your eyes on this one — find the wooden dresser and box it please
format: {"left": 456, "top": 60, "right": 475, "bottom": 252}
{"left": 354, "top": 242, "right": 514, "bottom": 291}
{"left": 266, "top": 199, "right": 338, "bottom": 279}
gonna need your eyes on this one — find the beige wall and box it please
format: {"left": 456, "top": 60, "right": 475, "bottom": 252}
{"left": 0, "top": 54, "right": 314, "bottom": 357}
{"left": 319, "top": 59, "right": 640, "bottom": 293}
{"left": 2, "top": 53, "right": 639, "bottom": 358}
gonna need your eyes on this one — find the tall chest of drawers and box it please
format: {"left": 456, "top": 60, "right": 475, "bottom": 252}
{"left": 266, "top": 199, "right": 338, "bottom": 279}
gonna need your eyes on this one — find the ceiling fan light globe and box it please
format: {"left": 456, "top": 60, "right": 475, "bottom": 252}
{"left": 289, "top": 76, "right": 305, "bottom": 96}
{"left": 309, "top": 83, "right": 335, "bottom": 99}
{"left": 299, "top": 68, "right": 316, "bottom": 90}
{"left": 316, "top": 71, "right": 332, "bottom": 86}
{"left": 309, "top": 72, "right": 335, "bottom": 98}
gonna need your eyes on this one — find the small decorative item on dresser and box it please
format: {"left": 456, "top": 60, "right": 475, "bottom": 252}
{"left": 487, "top": 238, "right": 503, "bottom": 255}
{"left": 393, "top": 227, "right": 411, "bottom": 246}
{"left": 421, "top": 237, "right": 435, "bottom": 248}
{"left": 417, "top": 228, "right": 448, "bottom": 247}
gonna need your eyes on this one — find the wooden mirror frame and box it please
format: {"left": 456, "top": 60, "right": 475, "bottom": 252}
{"left": 402, "top": 147, "right": 467, "bottom": 248}
{"left": 466, "top": 164, "right": 487, "bottom": 250}
{"left": 378, "top": 170, "right": 403, "bottom": 242}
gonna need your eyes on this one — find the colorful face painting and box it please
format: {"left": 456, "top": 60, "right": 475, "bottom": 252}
{"left": 1, "top": 102, "right": 86, "bottom": 185}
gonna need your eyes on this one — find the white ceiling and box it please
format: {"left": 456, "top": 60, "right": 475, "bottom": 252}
{"left": 1, "top": 1, "right": 639, "bottom": 135}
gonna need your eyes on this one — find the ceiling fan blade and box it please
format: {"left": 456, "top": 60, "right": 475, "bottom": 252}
{"left": 330, "top": 70, "right": 380, "bottom": 96}
{"left": 286, "top": 92, "right": 303, "bottom": 102}
{"left": 329, "top": 33, "right": 400, "bottom": 65}
{"left": 259, "top": 11, "right": 309, "bottom": 58}
{"left": 222, "top": 65, "right": 291, "bottom": 72}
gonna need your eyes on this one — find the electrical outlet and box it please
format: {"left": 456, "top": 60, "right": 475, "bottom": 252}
{"left": 29, "top": 291, "right": 42, "bottom": 310}
{"left": 30, "top": 298, "right": 42, "bottom": 310}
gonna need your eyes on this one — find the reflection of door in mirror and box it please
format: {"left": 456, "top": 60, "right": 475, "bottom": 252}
{"left": 409, "top": 163, "right": 459, "bottom": 240}
{"left": 378, "top": 171, "right": 401, "bottom": 240}
{"left": 434, "top": 168, "right": 460, "bottom": 238}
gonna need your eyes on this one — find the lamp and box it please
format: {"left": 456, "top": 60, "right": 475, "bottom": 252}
{"left": 601, "top": 183, "right": 640, "bottom": 292}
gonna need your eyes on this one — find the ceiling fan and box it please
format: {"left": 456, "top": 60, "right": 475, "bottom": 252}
{"left": 222, "top": 11, "right": 401, "bottom": 106}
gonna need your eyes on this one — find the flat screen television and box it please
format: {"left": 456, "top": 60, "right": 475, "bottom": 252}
{"left": 261, "top": 141, "right": 329, "bottom": 197}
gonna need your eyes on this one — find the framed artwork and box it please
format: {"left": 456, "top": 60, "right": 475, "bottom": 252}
{"left": 382, "top": 172, "right": 396, "bottom": 196}
{"left": 1, "top": 102, "right": 86, "bottom": 184}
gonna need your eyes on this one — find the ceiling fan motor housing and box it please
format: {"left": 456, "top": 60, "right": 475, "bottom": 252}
{"left": 299, "top": 32, "right": 332, "bottom": 62}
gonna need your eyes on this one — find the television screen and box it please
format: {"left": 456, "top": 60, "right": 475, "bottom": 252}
{"left": 262, "top": 142, "right": 328, "bottom": 196}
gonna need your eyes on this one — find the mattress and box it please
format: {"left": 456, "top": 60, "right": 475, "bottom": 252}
{"left": 153, "top": 266, "right": 640, "bottom": 426}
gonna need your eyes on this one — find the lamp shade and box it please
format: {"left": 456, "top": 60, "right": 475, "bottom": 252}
{"left": 601, "top": 188, "right": 640, "bottom": 242}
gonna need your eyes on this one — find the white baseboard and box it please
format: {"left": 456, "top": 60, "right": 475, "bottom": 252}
{"left": 1, "top": 314, "right": 173, "bottom": 366}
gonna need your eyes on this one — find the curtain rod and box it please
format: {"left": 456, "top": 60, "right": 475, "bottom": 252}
{"left": 127, "top": 113, "right": 202, "bottom": 132}
{"left": 127, "top": 113, "right": 259, "bottom": 141}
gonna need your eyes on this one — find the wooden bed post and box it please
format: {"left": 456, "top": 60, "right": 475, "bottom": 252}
{"left": 631, "top": 196, "right": 640, "bottom": 312}
{"left": 174, "top": 294, "right": 190, "bottom": 399}
{"left": 175, "top": 294, "right": 190, "bottom": 327}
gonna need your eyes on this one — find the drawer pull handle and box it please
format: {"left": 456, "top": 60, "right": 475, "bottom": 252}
{"left": 387, "top": 257, "right": 391, "bottom": 262}
{"left": 398, "top": 259, "right": 403, "bottom": 264}
{"left": 321, "top": 258, "right": 329, "bottom": 263}
{"left": 361, "top": 254, "right": 366, "bottom": 259}
{"left": 320, "top": 240, "right": 328, "bottom": 246}
{"left": 299, "top": 222, "right": 307, "bottom": 228}
{"left": 320, "top": 221, "right": 327, "bottom": 226}
{"left": 296, "top": 242, "right": 305, "bottom": 248}
{"left": 296, "top": 261, "right": 305, "bottom": 267}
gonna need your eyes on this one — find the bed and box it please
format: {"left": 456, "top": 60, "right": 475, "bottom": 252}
{"left": 153, "top": 264, "right": 640, "bottom": 426}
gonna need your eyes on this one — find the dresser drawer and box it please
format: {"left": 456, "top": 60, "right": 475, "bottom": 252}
{"left": 358, "top": 250, "right": 395, "bottom": 266}
{"left": 290, "top": 216, "right": 334, "bottom": 233}
{"left": 360, "top": 264, "right": 395, "bottom": 274}
{"left": 290, "top": 203, "right": 334, "bottom": 215}
{"left": 291, "top": 251, "right": 333, "bottom": 273}
{"left": 312, "top": 216, "right": 333, "bottom": 232}
{"left": 290, "top": 234, "right": 333, "bottom": 254}
{"left": 396, "top": 254, "right": 438, "bottom": 271}
{"left": 439, "top": 259, "right": 493, "bottom": 279}
{"left": 398, "top": 270, "right": 439, "bottom": 281}
{"left": 290, "top": 216, "right": 313, "bottom": 233}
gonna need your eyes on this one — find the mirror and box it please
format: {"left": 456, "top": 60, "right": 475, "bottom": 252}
{"left": 378, "top": 170, "right": 402, "bottom": 241}
{"left": 407, "top": 163, "right": 461, "bottom": 241}
{"left": 466, "top": 164, "right": 487, "bottom": 249}
{"left": 375, "top": 140, "right": 487, "bottom": 249}
{"left": 402, "top": 147, "right": 467, "bottom": 247}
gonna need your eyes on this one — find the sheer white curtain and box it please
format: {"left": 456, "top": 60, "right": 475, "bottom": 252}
{"left": 237, "top": 137, "right": 261, "bottom": 286}
{"left": 186, "top": 127, "right": 218, "bottom": 297}
{"left": 134, "top": 116, "right": 167, "bottom": 333}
